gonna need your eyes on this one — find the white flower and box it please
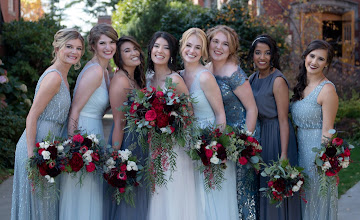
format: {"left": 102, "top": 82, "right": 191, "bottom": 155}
{"left": 127, "top": 161, "right": 138, "bottom": 171}
{"left": 210, "top": 156, "right": 220, "bottom": 164}
{"left": 39, "top": 141, "right": 50, "bottom": 149}
{"left": 119, "top": 149, "right": 132, "bottom": 162}
{"left": 45, "top": 175, "right": 55, "bottom": 183}
{"left": 296, "top": 180, "right": 303, "bottom": 187}
{"left": 292, "top": 185, "right": 300, "bottom": 192}
{"left": 210, "top": 141, "right": 217, "bottom": 147}
{"left": 170, "top": 111, "right": 178, "bottom": 117}
{"left": 245, "top": 130, "right": 253, "bottom": 136}
{"left": 160, "top": 127, "right": 168, "bottom": 133}
{"left": 41, "top": 151, "right": 51, "bottom": 160}
{"left": 290, "top": 170, "right": 299, "bottom": 179}
{"left": 290, "top": 173, "right": 297, "bottom": 179}
{"left": 106, "top": 158, "right": 116, "bottom": 169}
{"left": 341, "top": 158, "right": 350, "bottom": 168}
{"left": 83, "top": 150, "right": 93, "bottom": 162}
{"left": 195, "top": 140, "right": 202, "bottom": 150}
{"left": 57, "top": 145, "right": 64, "bottom": 152}
{"left": 322, "top": 161, "right": 331, "bottom": 171}
{"left": 87, "top": 134, "right": 99, "bottom": 144}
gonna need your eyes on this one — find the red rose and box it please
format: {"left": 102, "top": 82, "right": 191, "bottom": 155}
{"left": 152, "top": 98, "right": 164, "bottom": 113}
{"left": 238, "top": 156, "right": 248, "bottom": 165}
{"left": 321, "top": 153, "right": 327, "bottom": 160}
{"left": 325, "top": 170, "right": 337, "bottom": 176}
{"left": 273, "top": 179, "right": 285, "bottom": 192}
{"left": 145, "top": 110, "right": 157, "bottom": 121}
{"left": 73, "top": 134, "right": 84, "bottom": 143}
{"left": 332, "top": 137, "right": 343, "bottom": 146}
{"left": 36, "top": 142, "right": 40, "bottom": 148}
{"left": 38, "top": 163, "right": 48, "bottom": 176}
{"left": 119, "top": 187, "right": 126, "bottom": 193}
{"left": 38, "top": 148, "right": 45, "bottom": 155}
{"left": 69, "top": 152, "right": 84, "bottom": 172}
{"left": 247, "top": 136, "right": 259, "bottom": 145}
{"left": 120, "top": 164, "right": 127, "bottom": 172}
{"left": 86, "top": 162, "right": 96, "bottom": 172}
{"left": 130, "top": 102, "right": 140, "bottom": 114}
{"left": 205, "top": 149, "right": 213, "bottom": 158}
{"left": 156, "top": 91, "right": 164, "bottom": 97}
{"left": 156, "top": 113, "right": 169, "bottom": 128}
{"left": 170, "top": 126, "right": 175, "bottom": 134}
{"left": 344, "top": 148, "right": 351, "bottom": 157}
{"left": 47, "top": 145, "right": 58, "bottom": 160}
{"left": 91, "top": 153, "right": 100, "bottom": 162}
{"left": 268, "top": 181, "right": 274, "bottom": 187}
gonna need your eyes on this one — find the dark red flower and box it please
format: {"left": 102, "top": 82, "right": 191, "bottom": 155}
{"left": 119, "top": 187, "right": 125, "bottom": 193}
{"left": 238, "top": 156, "right": 248, "bottom": 165}
{"left": 325, "top": 170, "right": 337, "bottom": 176}
{"left": 82, "top": 138, "right": 93, "bottom": 148}
{"left": 216, "top": 145, "right": 227, "bottom": 160}
{"left": 332, "top": 137, "right": 343, "bottom": 146}
{"left": 36, "top": 142, "right": 40, "bottom": 148}
{"left": 273, "top": 179, "right": 285, "bottom": 192}
{"left": 69, "top": 152, "right": 84, "bottom": 172}
{"left": 156, "top": 113, "right": 169, "bottom": 128}
{"left": 268, "top": 181, "right": 274, "bottom": 187}
{"left": 126, "top": 170, "right": 137, "bottom": 179}
{"left": 73, "top": 134, "right": 84, "bottom": 143}
{"left": 325, "top": 146, "right": 337, "bottom": 158}
{"left": 130, "top": 102, "right": 140, "bottom": 114}
{"left": 152, "top": 98, "right": 164, "bottom": 113}
{"left": 156, "top": 91, "right": 164, "bottom": 97}
{"left": 120, "top": 164, "right": 127, "bottom": 172}
{"left": 247, "top": 136, "right": 259, "bottom": 145}
{"left": 86, "top": 162, "right": 96, "bottom": 172}
{"left": 145, "top": 110, "right": 157, "bottom": 121}
{"left": 38, "top": 163, "right": 48, "bottom": 176}
{"left": 205, "top": 149, "right": 213, "bottom": 158}
{"left": 343, "top": 148, "right": 351, "bottom": 157}
{"left": 80, "top": 146, "right": 88, "bottom": 154}
{"left": 47, "top": 145, "right": 58, "bottom": 160}
{"left": 91, "top": 153, "right": 100, "bottom": 162}
{"left": 47, "top": 167, "right": 61, "bottom": 177}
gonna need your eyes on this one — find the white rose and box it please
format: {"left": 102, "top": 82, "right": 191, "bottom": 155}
{"left": 290, "top": 173, "right": 297, "bottom": 179}
{"left": 57, "top": 145, "right": 64, "bottom": 152}
{"left": 342, "top": 159, "right": 350, "bottom": 168}
{"left": 41, "top": 151, "right": 51, "bottom": 160}
{"left": 160, "top": 127, "right": 168, "bottom": 133}
{"left": 87, "top": 134, "right": 99, "bottom": 144}
{"left": 106, "top": 158, "right": 116, "bottom": 169}
{"left": 127, "top": 165, "right": 132, "bottom": 171}
{"left": 63, "top": 139, "right": 72, "bottom": 145}
{"left": 210, "top": 156, "right": 220, "bottom": 164}
{"left": 40, "top": 141, "right": 50, "bottom": 149}
{"left": 195, "top": 140, "right": 202, "bottom": 150}
{"left": 297, "top": 180, "right": 303, "bottom": 187}
{"left": 322, "top": 161, "right": 331, "bottom": 171}
{"left": 292, "top": 185, "right": 300, "bottom": 192}
{"left": 210, "top": 141, "right": 217, "bottom": 146}
{"left": 170, "top": 111, "right": 178, "bottom": 117}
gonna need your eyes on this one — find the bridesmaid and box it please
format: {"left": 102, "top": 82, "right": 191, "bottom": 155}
{"left": 103, "top": 36, "right": 149, "bottom": 220}
{"left": 248, "top": 34, "right": 301, "bottom": 220}
{"left": 11, "top": 28, "right": 84, "bottom": 220}
{"left": 206, "top": 25, "right": 259, "bottom": 219}
{"left": 146, "top": 31, "right": 197, "bottom": 220}
{"left": 291, "top": 40, "right": 338, "bottom": 220}
{"left": 60, "top": 24, "right": 117, "bottom": 220}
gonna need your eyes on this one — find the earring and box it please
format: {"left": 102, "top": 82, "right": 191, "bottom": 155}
{"left": 170, "top": 57, "right": 173, "bottom": 64}
{"left": 253, "top": 62, "right": 257, "bottom": 69}
{"left": 74, "top": 61, "right": 81, "bottom": 70}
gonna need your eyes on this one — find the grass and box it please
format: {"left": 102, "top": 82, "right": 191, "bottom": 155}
{"left": 338, "top": 138, "right": 360, "bottom": 196}
{"left": 0, "top": 168, "right": 14, "bottom": 185}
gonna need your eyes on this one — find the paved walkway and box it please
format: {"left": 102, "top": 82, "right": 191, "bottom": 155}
{"left": 1, "top": 116, "right": 359, "bottom": 220}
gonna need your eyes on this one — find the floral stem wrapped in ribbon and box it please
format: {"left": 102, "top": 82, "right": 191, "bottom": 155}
{"left": 312, "top": 129, "right": 354, "bottom": 197}
{"left": 188, "top": 127, "right": 231, "bottom": 191}
{"left": 103, "top": 147, "right": 143, "bottom": 206}
{"left": 122, "top": 78, "right": 197, "bottom": 192}
{"left": 259, "top": 159, "right": 307, "bottom": 207}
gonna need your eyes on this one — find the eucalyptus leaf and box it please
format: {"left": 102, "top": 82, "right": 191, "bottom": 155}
{"left": 249, "top": 156, "right": 259, "bottom": 164}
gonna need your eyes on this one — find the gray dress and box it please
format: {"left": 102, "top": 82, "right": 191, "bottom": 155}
{"left": 291, "top": 81, "right": 337, "bottom": 220}
{"left": 11, "top": 69, "right": 70, "bottom": 220}
{"left": 249, "top": 70, "right": 301, "bottom": 220}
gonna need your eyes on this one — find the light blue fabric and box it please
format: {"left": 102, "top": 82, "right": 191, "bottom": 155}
{"left": 59, "top": 62, "right": 109, "bottom": 220}
{"left": 11, "top": 69, "right": 70, "bottom": 220}
{"left": 291, "top": 80, "right": 337, "bottom": 220}
{"left": 215, "top": 66, "right": 259, "bottom": 220}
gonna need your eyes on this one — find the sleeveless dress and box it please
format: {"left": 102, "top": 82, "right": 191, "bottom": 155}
{"left": 188, "top": 69, "right": 239, "bottom": 220}
{"left": 59, "top": 62, "right": 109, "bottom": 220}
{"left": 11, "top": 69, "right": 70, "bottom": 220}
{"left": 147, "top": 72, "right": 197, "bottom": 220}
{"left": 291, "top": 81, "right": 337, "bottom": 220}
{"left": 215, "top": 66, "right": 259, "bottom": 220}
{"left": 249, "top": 70, "right": 301, "bottom": 220}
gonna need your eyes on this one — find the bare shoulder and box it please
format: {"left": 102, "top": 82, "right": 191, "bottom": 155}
{"left": 169, "top": 73, "right": 185, "bottom": 84}
{"left": 273, "top": 76, "right": 287, "bottom": 88}
{"left": 110, "top": 72, "right": 130, "bottom": 90}
{"left": 41, "top": 70, "right": 62, "bottom": 88}
{"left": 82, "top": 64, "right": 103, "bottom": 80}
{"left": 318, "top": 81, "right": 338, "bottom": 103}
{"left": 199, "top": 70, "right": 216, "bottom": 84}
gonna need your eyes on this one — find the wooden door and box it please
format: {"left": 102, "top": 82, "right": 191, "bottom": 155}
{"left": 342, "top": 10, "right": 355, "bottom": 65}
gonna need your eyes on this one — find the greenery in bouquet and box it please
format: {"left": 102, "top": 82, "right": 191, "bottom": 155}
{"left": 103, "top": 147, "right": 144, "bottom": 207}
{"left": 312, "top": 129, "right": 355, "bottom": 197}
{"left": 227, "top": 128, "right": 263, "bottom": 172}
{"left": 122, "top": 77, "right": 198, "bottom": 191}
{"left": 61, "top": 133, "right": 105, "bottom": 185}
{"left": 188, "top": 127, "right": 232, "bottom": 191}
{"left": 27, "top": 133, "right": 66, "bottom": 199}
{"left": 259, "top": 159, "right": 307, "bottom": 207}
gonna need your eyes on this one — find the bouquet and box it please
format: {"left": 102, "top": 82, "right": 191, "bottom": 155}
{"left": 61, "top": 133, "right": 103, "bottom": 184}
{"left": 312, "top": 129, "right": 354, "bottom": 197}
{"left": 188, "top": 127, "right": 231, "bottom": 191}
{"left": 122, "top": 78, "right": 197, "bottom": 191}
{"left": 27, "top": 133, "right": 67, "bottom": 198}
{"left": 103, "top": 148, "right": 143, "bottom": 206}
{"left": 259, "top": 159, "right": 307, "bottom": 207}
{"left": 227, "top": 129, "right": 263, "bottom": 172}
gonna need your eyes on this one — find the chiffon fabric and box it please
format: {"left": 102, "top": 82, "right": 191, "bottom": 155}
{"left": 59, "top": 62, "right": 109, "bottom": 220}
{"left": 291, "top": 81, "right": 338, "bottom": 220}
{"left": 103, "top": 126, "right": 149, "bottom": 220}
{"left": 147, "top": 73, "right": 197, "bottom": 220}
{"left": 11, "top": 69, "right": 70, "bottom": 220}
{"left": 249, "top": 70, "right": 301, "bottom": 220}
{"left": 215, "top": 66, "right": 259, "bottom": 220}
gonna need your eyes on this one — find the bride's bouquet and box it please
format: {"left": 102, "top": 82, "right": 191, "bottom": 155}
{"left": 122, "top": 78, "right": 197, "bottom": 191}
{"left": 188, "top": 127, "right": 231, "bottom": 191}
{"left": 227, "top": 129, "right": 263, "bottom": 173}
{"left": 312, "top": 129, "right": 354, "bottom": 197}
{"left": 259, "top": 159, "right": 307, "bottom": 207}
{"left": 103, "top": 148, "right": 143, "bottom": 206}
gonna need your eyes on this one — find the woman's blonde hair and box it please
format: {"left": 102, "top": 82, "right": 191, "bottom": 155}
{"left": 206, "top": 25, "right": 239, "bottom": 64}
{"left": 179, "top": 28, "right": 209, "bottom": 63}
{"left": 51, "top": 28, "right": 85, "bottom": 70}
{"left": 88, "top": 23, "right": 118, "bottom": 54}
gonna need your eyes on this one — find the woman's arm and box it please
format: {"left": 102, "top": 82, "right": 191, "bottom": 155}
{"left": 109, "top": 73, "right": 131, "bottom": 150}
{"left": 273, "top": 77, "right": 290, "bottom": 160}
{"left": 26, "top": 71, "right": 62, "bottom": 157}
{"left": 233, "top": 80, "right": 258, "bottom": 133}
{"left": 199, "top": 71, "right": 226, "bottom": 131}
{"left": 68, "top": 65, "right": 103, "bottom": 136}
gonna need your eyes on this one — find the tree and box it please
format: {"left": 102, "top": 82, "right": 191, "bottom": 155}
{"left": 21, "top": 0, "right": 45, "bottom": 21}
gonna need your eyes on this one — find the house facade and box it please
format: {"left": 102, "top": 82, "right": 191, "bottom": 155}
{"left": 0, "top": 0, "right": 21, "bottom": 56}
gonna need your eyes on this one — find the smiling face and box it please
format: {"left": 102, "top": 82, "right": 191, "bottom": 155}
{"left": 253, "top": 42, "right": 271, "bottom": 71}
{"left": 57, "top": 39, "right": 83, "bottom": 65}
{"left": 120, "top": 41, "right": 141, "bottom": 68}
{"left": 181, "top": 34, "right": 203, "bottom": 64}
{"left": 208, "top": 31, "right": 230, "bottom": 62}
{"left": 151, "top": 37, "right": 171, "bottom": 66}
{"left": 94, "top": 34, "right": 116, "bottom": 61}
{"left": 305, "top": 49, "right": 328, "bottom": 75}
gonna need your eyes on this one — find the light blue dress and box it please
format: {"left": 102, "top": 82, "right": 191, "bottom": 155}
{"left": 215, "top": 66, "right": 259, "bottom": 220}
{"left": 59, "top": 62, "right": 109, "bottom": 220}
{"left": 291, "top": 80, "right": 337, "bottom": 220}
{"left": 189, "top": 69, "right": 239, "bottom": 220}
{"left": 11, "top": 69, "right": 70, "bottom": 220}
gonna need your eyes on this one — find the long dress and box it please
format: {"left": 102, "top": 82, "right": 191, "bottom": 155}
{"left": 291, "top": 80, "right": 338, "bottom": 220}
{"left": 147, "top": 73, "right": 197, "bottom": 220}
{"left": 189, "top": 69, "right": 239, "bottom": 220}
{"left": 249, "top": 70, "right": 301, "bottom": 220}
{"left": 11, "top": 69, "right": 70, "bottom": 220}
{"left": 103, "top": 126, "right": 149, "bottom": 220}
{"left": 215, "top": 66, "right": 259, "bottom": 220}
{"left": 59, "top": 62, "right": 109, "bottom": 220}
